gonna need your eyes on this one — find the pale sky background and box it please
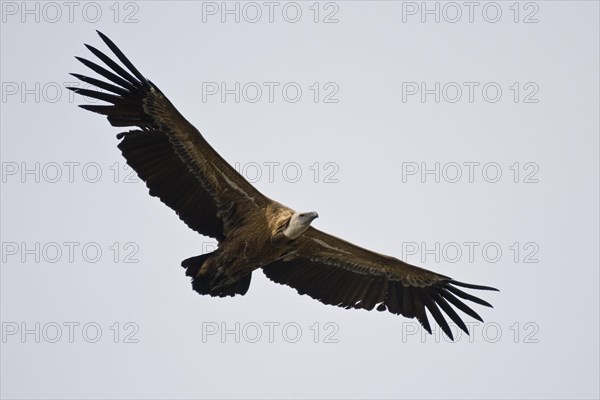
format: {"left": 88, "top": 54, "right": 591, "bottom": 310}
{"left": 1, "top": 1, "right": 599, "bottom": 399}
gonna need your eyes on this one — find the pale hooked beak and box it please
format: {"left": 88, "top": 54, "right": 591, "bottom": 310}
{"left": 306, "top": 211, "right": 319, "bottom": 222}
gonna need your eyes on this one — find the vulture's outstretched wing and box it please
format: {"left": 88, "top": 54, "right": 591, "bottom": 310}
{"left": 263, "top": 227, "right": 498, "bottom": 340}
{"left": 68, "top": 31, "right": 268, "bottom": 241}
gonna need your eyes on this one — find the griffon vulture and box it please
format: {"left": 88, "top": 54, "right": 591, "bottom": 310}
{"left": 68, "top": 31, "right": 498, "bottom": 340}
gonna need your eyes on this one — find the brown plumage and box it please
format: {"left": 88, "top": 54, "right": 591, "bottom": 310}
{"left": 68, "top": 31, "right": 498, "bottom": 340}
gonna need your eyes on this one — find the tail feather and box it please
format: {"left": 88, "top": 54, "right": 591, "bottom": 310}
{"left": 181, "top": 254, "right": 251, "bottom": 298}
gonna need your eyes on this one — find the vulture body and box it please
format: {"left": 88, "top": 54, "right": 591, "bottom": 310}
{"left": 69, "top": 31, "right": 498, "bottom": 340}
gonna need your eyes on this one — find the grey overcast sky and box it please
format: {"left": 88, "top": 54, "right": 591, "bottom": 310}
{"left": 1, "top": 1, "right": 599, "bottom": 399}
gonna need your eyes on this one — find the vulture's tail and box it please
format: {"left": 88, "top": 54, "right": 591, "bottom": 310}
{"left": 181, "top": 253, "right": 251, "bottom": 298}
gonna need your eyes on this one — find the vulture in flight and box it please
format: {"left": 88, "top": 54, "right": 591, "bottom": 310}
{"left": 69, "top": 31, "right": 498, "bottom": 340}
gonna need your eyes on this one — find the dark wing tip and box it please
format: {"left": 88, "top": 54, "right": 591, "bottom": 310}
{"left": 84, "top": 43, "right": 97, "bottom": 53}
{"left": 94, "top": 30, "right": 149, "bottom": 86}
{"left": 450, "top": 279, "right": 499, "bottom": 292}
{"left": 420, "top": 318, "right": 433, "bottom": 335}
{"left": 96, "top": 30, "right": 108, "bottom": 40}
{"left": 447, "top": 284, "right": 494, "bottom": 308}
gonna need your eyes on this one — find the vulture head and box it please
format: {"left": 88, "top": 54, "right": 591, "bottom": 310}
{"left": 283, "top": 211, "right": 319, "bottom": 239}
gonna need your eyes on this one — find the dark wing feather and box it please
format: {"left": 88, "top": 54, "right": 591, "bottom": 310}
{"left": 68, "top": 31, "right": 268, "bottom": 241}
{"left": 263, "top": 227, "right": 498, "bottom": 340}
